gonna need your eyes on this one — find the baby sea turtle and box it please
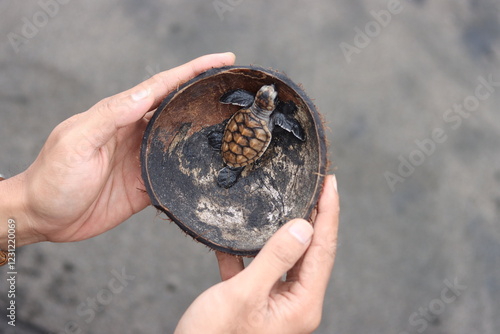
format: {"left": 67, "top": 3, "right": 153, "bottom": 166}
{"left": 208, "top": 84, "right": 305, "bottom": 188}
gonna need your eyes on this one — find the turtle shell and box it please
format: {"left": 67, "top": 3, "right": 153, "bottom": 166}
{"left": 141, "top": 66, "right": 328, "bottom": 256}
{"left": 221, "top": 109, "right": 271, "bottom": 168}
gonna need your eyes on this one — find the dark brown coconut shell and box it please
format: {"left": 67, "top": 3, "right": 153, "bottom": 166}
{"left": 141, "top": 66, "right": 327, "bottom": 256}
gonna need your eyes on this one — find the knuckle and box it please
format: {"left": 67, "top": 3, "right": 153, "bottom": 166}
{"left": 54, "top": 113, "right": 77, "bottom": 130}
{"left": 93, "top": 98, "right": 119, "bottom": 128}
{"left": 150, "top": 72, "right": 164, "bottom": 84}
{"left": 150, "top": 72, "right": 170, "bottom": 90}
{"left": 97, "top": 95, "right": 128, "bottom": 115}
{"left": 96, "top": 96, "right": 114, "bottom": 111}
{"left": 310, "top": 242, "right": 336, "bottom": 264}
{"left": 48, "top": 114, "right": 80, "bottom": 144}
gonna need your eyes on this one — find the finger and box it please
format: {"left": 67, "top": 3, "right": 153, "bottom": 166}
{"left": 241, "top": 219, "right": 314, "bottom": 293}
{"left": 76, "top": 52, "right": 236, "bottom": 151}
{"left": 285, "top": 253, "right": 305, "bottom": 282}
{"left": 287, "top": 207, "right": 318, "bottom": 281}
{"left": 104, "top": 52, "right": 236, "bottom": 122}
{"left": 216, "top": 251, "right": 245, "bottom": 281}
{"left": 143, "top": 110, "right": 155, "bottom": 122}
{"left": 298, "top": 175, "right": 339, "bottom": 297}
{"left": 143, "top": 52, "right": 236, "bottom": 109}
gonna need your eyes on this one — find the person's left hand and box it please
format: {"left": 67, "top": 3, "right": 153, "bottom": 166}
{"left": 10, "top": 52, "right": 235, "bottom": 245}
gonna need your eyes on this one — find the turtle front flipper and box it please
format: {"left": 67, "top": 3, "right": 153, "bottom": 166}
{"left": 272, "top": 112, "right": 306, "bottom": 141}
{"left": 220, "top": 89, "right": 255, "bottom": 107}
{"left": 217, "top": 166, "right": 245, "bottom": 188}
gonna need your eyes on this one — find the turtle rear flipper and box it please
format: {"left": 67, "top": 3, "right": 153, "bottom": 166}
{"left": 207, "top": 131, "right": 224, "bottom": 150}
{"left": 207, "top": 119, "right": 230, "bottom": 150}
{"left": 220, "top": 89, "right": 254, "bottom": 107}
{"left": 217, "top": 166, "right": 244, "bottom": 188}
{"left": 272, "top": 112, "right": 306, "bottom": 141}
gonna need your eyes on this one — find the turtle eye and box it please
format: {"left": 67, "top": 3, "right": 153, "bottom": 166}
{"left": 270, "top": 90, "right": 278, "bottom": 102}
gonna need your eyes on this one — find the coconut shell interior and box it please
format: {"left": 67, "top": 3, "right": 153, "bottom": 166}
{"left": 141, "top": 66, "right": 327, "bottom": 256}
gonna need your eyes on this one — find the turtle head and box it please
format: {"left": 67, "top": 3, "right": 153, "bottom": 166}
{"left": 254, "top": 85, "right": 277, "bottom": 111}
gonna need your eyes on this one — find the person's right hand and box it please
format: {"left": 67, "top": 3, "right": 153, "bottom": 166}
{"left": 175, "top": 175, "right": 339, "bottom": 334}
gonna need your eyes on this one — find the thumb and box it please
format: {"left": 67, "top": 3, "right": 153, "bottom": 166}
{"left": 73, "top": 52, "right": 236, "bottom": 151}
{"left": 242, "top": 219, "right": 314, "bottom": 292}
{"left": 78, "top": 87, "right": 154, "bottom": 150}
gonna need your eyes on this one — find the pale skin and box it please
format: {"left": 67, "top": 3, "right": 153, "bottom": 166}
{"left": 175, "top": 175, "right": 339, "bottom": 334}
{"left": 0, "top": 52, "right": 339, "bottom": 333}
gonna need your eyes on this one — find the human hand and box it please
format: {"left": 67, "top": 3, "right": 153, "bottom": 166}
{"left": 175, "top": 175, "right": 339, "bottom": 334}
{"left": 0, "top": 52, "right": 235, "bottom": 246}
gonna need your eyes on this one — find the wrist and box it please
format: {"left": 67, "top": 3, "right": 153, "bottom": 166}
{"left": 0, "top": 174, "right": 45, "bottom": 248}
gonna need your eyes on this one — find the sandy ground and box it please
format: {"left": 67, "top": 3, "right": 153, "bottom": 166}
{"left": 1, "top": 1, "right": 499, "bottom": 333}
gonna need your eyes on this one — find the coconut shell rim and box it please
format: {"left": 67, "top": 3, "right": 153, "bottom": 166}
{"left": 140, "top": 65, "right": 328, "bottom": 256}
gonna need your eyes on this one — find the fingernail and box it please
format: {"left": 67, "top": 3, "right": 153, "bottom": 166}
{"left": 331, "top": 174, "right": 338, "bottom": 192}
{"left": 288, "top": 220, "right": 313, "bottom": 244}
{"left": 219, "top": 52, "right": 236, "bottom": 61}
{"left": 131, "top": 89, "right": 150, "bottom": 102}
